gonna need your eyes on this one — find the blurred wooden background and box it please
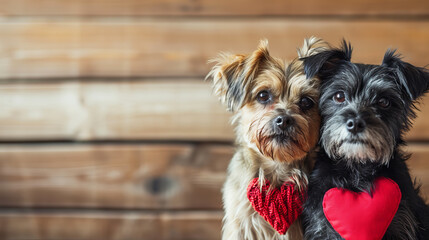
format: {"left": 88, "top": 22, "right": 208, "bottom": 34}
{"left": 0, "top": 1, "right": 428, "bottom": 239}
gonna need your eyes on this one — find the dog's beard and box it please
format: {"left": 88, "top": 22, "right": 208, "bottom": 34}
{"left": 249, "top": 114, "right": 312, "bottom": 162}
{"left": 321, "top": 115, "right": 395, "bottom": 165}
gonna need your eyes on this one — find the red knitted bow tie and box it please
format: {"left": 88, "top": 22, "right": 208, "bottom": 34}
{"left": 247, "top": 178, "right": 306, "bottom": 235}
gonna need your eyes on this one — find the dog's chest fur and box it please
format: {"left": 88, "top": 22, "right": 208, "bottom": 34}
{"left": 303, "top": 151, "right": 424, "bottom": 240}
{"left": 221, "top": 147, "right": 308, "bottom": 240}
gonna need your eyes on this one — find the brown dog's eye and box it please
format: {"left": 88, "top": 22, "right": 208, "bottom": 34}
{"left": 256, "top": 90, "right": 271, "bottom": 104}
{"left": 333, "top": 91, "right": 346, "bottom": 103}
{"left": 299, "top": 96, "right": 315, "bottom": 111}
{"left": 378, "top": 98, "right": 390, "bottom": 108}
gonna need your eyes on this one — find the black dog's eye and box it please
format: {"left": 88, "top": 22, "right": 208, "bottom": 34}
{"left": 333, "top": 91, "right": 346, "bottom": 103}
{"left": 256, "top": 90, "right": 271, "bottom": 104}
{"left": 299, "top": 96, "right": 315, "bottom": 111}
{"left": 378, "top": 98, "right": 390, "bottom": 108}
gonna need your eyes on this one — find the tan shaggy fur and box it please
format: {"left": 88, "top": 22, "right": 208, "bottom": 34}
{"left": 207, "top": 37, "right": 330, "bottom": 240}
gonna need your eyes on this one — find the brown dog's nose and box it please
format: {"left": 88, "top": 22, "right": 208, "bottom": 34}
{"left": 274, "top": 115, "right": 294, "bottom": 131}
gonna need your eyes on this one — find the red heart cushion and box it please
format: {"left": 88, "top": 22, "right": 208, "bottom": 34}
{"left": 247, "top": 178, "right": 306, "bottom": 235}
{"left": 323, "top": 177, "right": 401, "bottom": 240}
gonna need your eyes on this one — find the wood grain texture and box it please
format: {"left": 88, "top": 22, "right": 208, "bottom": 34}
{"left": 0, "top": 143, "right": 427, "bottom": 209}
{"left": 0, "top": 144, "right": 232, "bottom": 209}
{"left": 405, "top": 144, "right": 429, "bottom": 200}
{"left": 0, "top": 80, "right": 428, "bottom": 141}
{"left": 0, "top": 19, "right": 428, "bottom": 78}
{"left": 0, "top": 211, "right": 222, "bottom": 240}
{"left": 0, "top": 80, "right": 233, "bottom": 141}
{"left": 0, "top": 0, "right": 428, "bottom": 16}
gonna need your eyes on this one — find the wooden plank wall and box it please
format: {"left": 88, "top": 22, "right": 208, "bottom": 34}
{"left": 0, "top": 1, "right": 428, "bottom": 239}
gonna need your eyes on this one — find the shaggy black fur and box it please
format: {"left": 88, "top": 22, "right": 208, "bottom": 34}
{"left": 302, "top": 41, "right": 429, "bottom": 240}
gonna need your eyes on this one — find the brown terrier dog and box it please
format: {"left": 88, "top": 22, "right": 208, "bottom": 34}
{"left": 207, "top": 38, "right": 329, "bottom": 240}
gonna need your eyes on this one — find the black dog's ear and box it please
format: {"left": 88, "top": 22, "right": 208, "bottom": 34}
{"left": 206, "top": 40, "right": 272, "bottom": 112}
{"left": 382, "top": 50, "right": 429, "bottom": 100}
{"left": 302, "top": 39, "right": 352, "bottom": 79}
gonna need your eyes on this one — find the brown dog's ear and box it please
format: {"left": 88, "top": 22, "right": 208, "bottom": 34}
{"left": 382, "top": 50, "right": 429, "bottom": 101}
{"left": 206, "top": 40, "right": 271, "bottom": 112}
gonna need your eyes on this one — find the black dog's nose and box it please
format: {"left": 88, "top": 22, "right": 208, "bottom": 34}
{"left": 346, "top": 118, "right": 366, "bottom": 134}
{"left": 274, "top": 115, "right": 294, "bottom": 131}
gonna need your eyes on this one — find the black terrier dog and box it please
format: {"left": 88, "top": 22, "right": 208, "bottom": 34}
{"left": 302, "top": 41, "right": 429, "bottom": 240}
